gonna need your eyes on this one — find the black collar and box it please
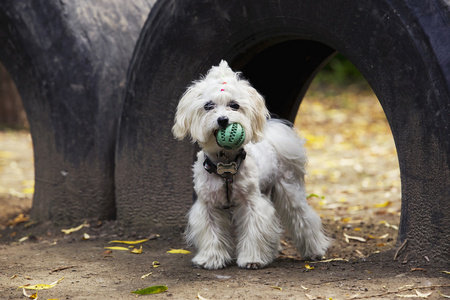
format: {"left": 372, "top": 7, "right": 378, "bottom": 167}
{"left": 203, "top": 148, "right": 246, "bottom": 183}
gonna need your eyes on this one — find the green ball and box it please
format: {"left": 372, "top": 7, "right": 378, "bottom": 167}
{"left": 216, "top": 123, "right": 246, "bottom": 150}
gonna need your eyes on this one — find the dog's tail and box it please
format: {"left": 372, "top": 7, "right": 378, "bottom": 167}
{"left": 264, "top": 118, "right": 307, "bottom": 181}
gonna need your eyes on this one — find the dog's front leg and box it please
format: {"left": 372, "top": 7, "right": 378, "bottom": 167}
{"left": 185, "top": 199, "right": 233, "bottom": 269}
{"left": 234, "top": 194, "right": 282, "bottom": 269}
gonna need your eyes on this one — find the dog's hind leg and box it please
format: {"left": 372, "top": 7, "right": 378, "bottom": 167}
{"left": 273, "top": 177, "right": 331, "bottom": 260}
{"left": 185, "top": 200, "right": 234, "bottom": 269}
{"left": 234, "top": 194, "right": 282, "bottom": 269}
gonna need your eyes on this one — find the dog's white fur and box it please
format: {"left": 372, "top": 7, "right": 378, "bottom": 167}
{"left": 172, "top": 61, "right": 330, "bottom": 269}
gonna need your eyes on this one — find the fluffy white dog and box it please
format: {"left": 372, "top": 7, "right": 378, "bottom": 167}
{"left": 172, "top": 60, "right": 330, "bottom": 270}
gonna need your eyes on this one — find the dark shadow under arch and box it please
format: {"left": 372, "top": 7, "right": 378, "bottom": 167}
{"left": 237, "top": 40, "right": 336, "bottom": 122}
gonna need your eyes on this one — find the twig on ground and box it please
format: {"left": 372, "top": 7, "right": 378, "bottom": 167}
{"left": 49, "top": 265, "right": 77, "bottom": 273}
{"left": 393, "top": 238, "right": 408, "bottom": 260}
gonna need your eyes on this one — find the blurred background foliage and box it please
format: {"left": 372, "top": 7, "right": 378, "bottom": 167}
{"left": 314, "top": 53, "right": 370, "bottom": 91}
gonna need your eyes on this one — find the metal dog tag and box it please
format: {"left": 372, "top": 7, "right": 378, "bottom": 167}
{"left": 216, "top": 162, "right": 238, "bottom": 175}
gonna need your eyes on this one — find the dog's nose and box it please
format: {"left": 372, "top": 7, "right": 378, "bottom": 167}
{"left": 217, "top": 116, "right": 229, "bottom": 128}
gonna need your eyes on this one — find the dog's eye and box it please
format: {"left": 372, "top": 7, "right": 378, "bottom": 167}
{"left": 204, "top": 101, "right": 215, "bottom": 111}
{"left": 228, "top": 102, "right": 240, "bottom": 110}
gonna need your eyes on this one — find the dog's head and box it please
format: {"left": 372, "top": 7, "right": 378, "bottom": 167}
{"left": 172, "top": 60, "right": 269, "bottom": 151}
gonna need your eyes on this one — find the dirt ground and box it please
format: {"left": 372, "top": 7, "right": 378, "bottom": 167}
{"left": 0, "top": 84, "right": 449, "bottom": 299}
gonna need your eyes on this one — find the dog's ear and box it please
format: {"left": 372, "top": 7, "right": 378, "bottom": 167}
{"left": 247, "top": 87, "right": 270, "bottom": 143}
{"left": 172, "top": 86, "right": 199, "bottom": 140}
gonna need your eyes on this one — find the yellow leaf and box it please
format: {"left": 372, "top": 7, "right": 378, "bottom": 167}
{"left": 341, "top": 217, "right": 351, "bottom": 223}
{"left": 22, "top": 187, "right": 34, "bottom": 194}
{"left": 132, "top": 285, "right": 168, "bottom": 295}
{"left": 354, "top": 228, "right": 362, "bottom": 231}
{"left": 440, "top": 271, "right": 450, "bottom": 275}
{"left": 19, "top": 277, "right": 64, "bottom": 290}
{"left": 166, "top": 249, "right": 191, "bottom": 254}
{"left": 374, "top": 201, "right": 391, "bottom": 208}
{"left": 108, "top": 239, "right": 149, "bottom": 245}
{"left": 271, "top": 286, "right": 282, "bottom": 290}
{"left": 152, "top": 261, "right": 160, "bottom": 268}
{"left": 61, "top": 222, "right": 89, "bottom": 234}
{"left": 304, "top": 264, "right": 314, "bottom": 270}
{"left": 104, "top": 246, "right": 129, "bottom": 251}
{"left": 0, "top": 151, "right": 14, "bottom": 158}
{"left": 131, "top": 246, "right": 143, "bottom": 254}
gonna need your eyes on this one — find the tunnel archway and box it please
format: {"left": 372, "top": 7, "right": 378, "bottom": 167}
{"left": 116, "top": 0, "right": 450, "bottom": 262}
{"left": 235, "top": 40, "right": 336, "bottom": 122}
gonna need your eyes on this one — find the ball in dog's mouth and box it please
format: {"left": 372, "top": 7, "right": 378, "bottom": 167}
{"left": 216, "top": 123, "right": 245, "bottom": 150}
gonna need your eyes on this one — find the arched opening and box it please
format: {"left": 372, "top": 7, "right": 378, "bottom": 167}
{"left": 236, "top": 42, "right": 401, "bottom": 260}
{"left": 0, "top": 62, "right": 34, "bottom": 228}
{"left": 295, "top": 55, "right": 401, "bottom": 259}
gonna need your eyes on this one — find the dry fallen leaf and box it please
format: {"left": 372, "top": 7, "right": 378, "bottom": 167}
{"left": 415, "top": 290, "right": 432, "bottom": 298}
{"left": 131, "top": 285, "right": 167, "bottom": 295}
{"left": 152, "top": 261, "right": 160, "bottom": 268}
{"left": 61, "top": 222, "right": 89, "bottom": 234}
{"left": 304, "top": 264, "right": 315, "bottom": 270}
{"left": 166, "top": 249, "right": 191, "bottom": 254}
{"left": 439, "top": 291, "right": 450, "bottom": 298}
{"left": 398, "top": 284, "right": 415, "bottom": 290}
{"left": 380, "top": 220, "right": 399, "bottom": 230}
{"left": 19, "top": 277, "right": 64, "bottom": 290}
{"left": 140, "top": 272, "right": 152, "bottom": 279}
{"left": 344, "top": 232, "right": 367, "bottom": 243}
{"left": 374, "top": 200, "right": 391, "bottom": 208}
{"left": 104, "top": 246, "right": 129, "bottom": 251}
{"left": 101, "top": 250, "right": 113, "bottom": 256}
{"left": 308, "top": 258, "right": 349, "bottom": 263}
{"left": 82, "top": 233, "right": 90, "bottom": 240}
{"left": 22, "top": 288, "right": 38, "bottom": 299}
{"left": 18, "top": 236, "right": 28, "bottom": 243}
{"left": 396, "top": 290, "right": 432, "bottom": 298}
{"left": 131, "top": 246, "right": 143, "bottom": 254}
{"left": 6, "top": 213, "right": 29, "bottom": 227}
{"left": 305, "top": 293, "right": 314, "bottom": 300}
{"left": 197, "top": 292, "right": 210, "bottom": 300}
{"left": 108, "top": 239, "right": 149, "bottom": 245}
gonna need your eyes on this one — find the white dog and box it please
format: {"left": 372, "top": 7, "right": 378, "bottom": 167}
{"left": 172, "top": 61, "right": 330, "bottom": 269}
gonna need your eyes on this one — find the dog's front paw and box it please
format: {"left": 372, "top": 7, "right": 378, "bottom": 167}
{"left": 192, "top": 253, "right": 231, "bottom": 270}
{"left": 236, "top": 257, "right": 267, "bottom": 270}
{"left": 244, "top": 263, "right": 263, "bottom": 270}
